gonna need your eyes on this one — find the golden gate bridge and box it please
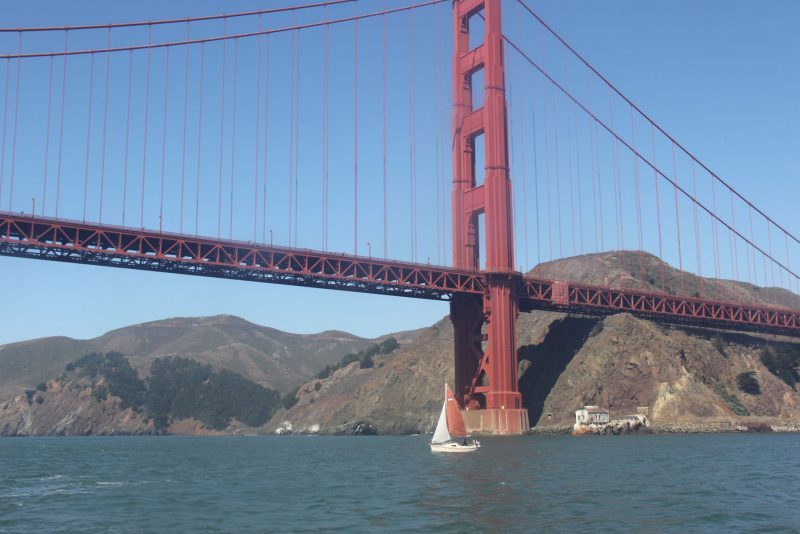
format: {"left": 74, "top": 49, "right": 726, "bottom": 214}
{"left": 1, "top": 0, "right": 798, "bottom": 434}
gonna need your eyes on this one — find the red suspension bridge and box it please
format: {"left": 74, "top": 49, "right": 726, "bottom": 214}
{"left": 1, "top": 0, "right": 799, "bottom": 434}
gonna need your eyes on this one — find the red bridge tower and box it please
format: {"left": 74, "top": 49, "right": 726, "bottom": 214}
{"left": 451, "top": 0, "right": 529, "bottom": 434}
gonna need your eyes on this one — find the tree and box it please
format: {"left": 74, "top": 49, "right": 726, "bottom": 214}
{"left": 378, "top": 337, "right": 399, "bottom": 354}
{"left": 66, "top": 352, "right": 145, "bottom": 410}
{"left": 736, "top": 372, "right": 761, "bottom": 395}
{"left": 760, "top": 345, "right": 800, "bottom": 390}
{"left": 359, "top": 352, "right": 374, "bottom": 369}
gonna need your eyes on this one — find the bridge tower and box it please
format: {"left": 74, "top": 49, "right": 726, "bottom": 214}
{"left": 451, "top": 0, "right": 529, "bottom": 434}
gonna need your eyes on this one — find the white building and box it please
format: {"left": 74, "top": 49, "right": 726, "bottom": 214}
{"left": 575, "top": 406, "right": 610, "bottom": 426}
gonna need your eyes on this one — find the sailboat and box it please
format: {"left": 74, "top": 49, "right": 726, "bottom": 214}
{"left": 430, "top": 383, "right": 480, "bottom": 453}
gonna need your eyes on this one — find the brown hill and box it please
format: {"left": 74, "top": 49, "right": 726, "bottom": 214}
{"left": 274, "top": 251, "right": 800, "bottom": 434}
{"left": 534, "top": 250, "right": 798, "bottom": 309}
{"left": 0, "top": 315, "right": 421, "bottom": 401}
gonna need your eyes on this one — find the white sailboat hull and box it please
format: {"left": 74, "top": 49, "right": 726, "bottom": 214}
{"left": 430, "top": 441, "right": 480, "bottom": 453}
{"left": 430, "top": 383, "right": 479, "bottom": 453}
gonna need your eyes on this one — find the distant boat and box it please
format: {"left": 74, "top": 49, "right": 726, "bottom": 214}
{"left": 430, "top": 383, "right": 480, "bottom": 453}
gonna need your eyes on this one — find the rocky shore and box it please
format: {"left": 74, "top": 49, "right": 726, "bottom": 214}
{"left": 530, "top": 419, "right": 800, "bottom": 436}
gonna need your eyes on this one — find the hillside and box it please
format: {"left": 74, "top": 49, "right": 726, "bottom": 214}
{"left": 533, "top": 251, "right": 798, "bottom": 309}
{"left": 3, "top": 251, "right": 800, "bottom": 436}
{"left": 0, "top": 352, "right": 286, "bottom": 436}
{"left": 0, "top": 315, "right": 421, "bottom": 401}
{"left": 274, "top": 251, "right": 800, "bottom": 434}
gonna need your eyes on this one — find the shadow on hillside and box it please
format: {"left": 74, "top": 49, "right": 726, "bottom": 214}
{"left": 518, "top": 316, "right": 599, "bottom": 426}
{"left": 666, "top": 324, "right": 796, "bottom": 350}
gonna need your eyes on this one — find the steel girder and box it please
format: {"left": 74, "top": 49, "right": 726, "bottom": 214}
{"left": 518, "top": 278, "right": 800, "bottom": 337}
{"left": 2, "top": 211, "right": 800, "bottom": 337}
{"left": 0, "top": 212, "right": 484, "bottom": 301}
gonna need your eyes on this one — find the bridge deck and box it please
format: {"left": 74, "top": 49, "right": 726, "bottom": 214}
{"left": 2, "top": 212, "right": 799, "bottom": 337}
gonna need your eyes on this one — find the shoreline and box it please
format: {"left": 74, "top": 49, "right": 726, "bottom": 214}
{"left": 531, "top": 420, "right": 800, "bottom": 435}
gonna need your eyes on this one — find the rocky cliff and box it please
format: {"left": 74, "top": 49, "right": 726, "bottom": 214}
{"left": 272, "top": 252, "right": 800, "bottom": 434}
{"left": 0, "top": 376, "right": 154, "bottom": 436}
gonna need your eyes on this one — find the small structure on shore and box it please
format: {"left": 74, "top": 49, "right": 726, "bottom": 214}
{"left": 575, "top": 405, "right": 610, "bottom": 426}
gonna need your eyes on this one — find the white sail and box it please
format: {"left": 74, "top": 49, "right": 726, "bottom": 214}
{"left": 431, "top": 387, "right": 450, "bottom": 444}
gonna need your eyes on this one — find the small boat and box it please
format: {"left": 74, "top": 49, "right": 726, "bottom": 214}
{"left": 430, "top": 383, "right": 480, "bottom": 453}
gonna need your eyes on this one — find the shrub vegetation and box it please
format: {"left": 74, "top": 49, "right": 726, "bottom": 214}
{"left": 65, "top": 352, "right": 282, "bottom": 431}
{"left": 314, "top": 338, "right": 399, "bottom": 380}
{"left": 713, "top": 382, "right": 750, "bottom": 416}
{"left": 736, "top": 371, "right": 761, "bottom": 395}
{"left": 760, "top": 344, "right": 800, "bottom": 390}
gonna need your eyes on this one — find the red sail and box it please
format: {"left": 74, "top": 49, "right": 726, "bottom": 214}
{"left": 445, "top": 384, "right": 468, "bottom": 438}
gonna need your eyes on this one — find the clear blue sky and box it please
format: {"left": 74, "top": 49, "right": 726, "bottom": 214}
{"left": 0, "top": 0, "right": 798, "bottom": 345}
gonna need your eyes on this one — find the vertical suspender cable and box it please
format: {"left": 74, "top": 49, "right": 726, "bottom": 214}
{"left": 82, "top": 52, "right": 95, "bottom": 222}
{"left": 0, "top": 58, "right": 9, "bottom": 210}
{"left": 539, "top": 29, "right": 552, "bottom": 274}
{"left": 140, "top": 24, "right": 152, "bottom": 228}
{"left": 520, "top": 96, "right": 529, "bottom": 270}
{"left": 586, "top": 71, "right": 602, "bottom": 253}
{"left": 354, "top": 15, "right": 359, "bottom": 255}
{"left": 671, "top": 142, "right": 684, "bottom": 295}
{"left": 767, "top": 224, "right": 775, "bottom": 305}
{"left": 691, "top": 161, "right": 703, "bottom": 296}
{"left": 651, "top": 124, "right": 664, "bottom": 289}
{"left": 710, "top": 175, "right": 720, "bottom": 279}
{"left": 323, "top": 18, "right": 329, "bottom": 250}
{"left": 55, "top": 30, "right": 69, "bottom": 218}
{"left": 438, "top": 3, "right": 457, "bottom": 263}
{"left": 382, "top": 5, "right": 388, "bottom": 258}
{"left": 159, "top": 46, "right": 170, "bottom": 232}
{"left": 609, "top": 91, "right": 623, "bottom": 278}
{"left": 785, "top": 234, "right": 794, "bottom": 309}
{"left": 630, "top": 108, "right": 644, "bottom": 289}
{"left": 8, "top": 32, "right": 22, "bottom": 211}
{"left": 562, "top": 49, "right": 576, "bottom": 258}
{"left": 230, "top": 38, "right": 239, "bottom": 239}
{"left": 254, "top": 17, "right": 262, "bottom": 243}
{"left": 531, "top": 81, "right": 541, "bottom": 275}
{"left": 552, "top": 89, "right": 563, "bottom": 259}
{"left": 729, "top": 191, "right": 739, "bottom": 283}
{"left": 408, "top": 10, "right": 417, "bottom": 262}
{"left": 743, "top": 195, "right": 751, "bottom": 284}
{"left": 587, "top": 75, "right": 598, "bottom": 253}
{"left": 508, "top": 85, "right": 518, "bottom": 266}
{"left": 434, "top": 4, "right": 443, "bottom": 263}
{"left": 749, "top": 206, "right": 757, "bottom": 285}
{"left": 437, "top": 4, "right": 444, "bottom": 264}
{"left": 99, "top": 28, "right": 111, "bottom": 223}
{"left": 776, "top": 231, "right": 785, "bottom": 308}
{"left": 122, "top": 49, "right": 132, "bottom": 225}
{"left": 42, "top": 56, "right": 54, "bottom": 214}
{"left": 262, "top": 35, "right": 269, "bottom": 243}
{"left": 441, "top": 2, "right": 449, "bottom": 264}
{"left": 542, "top": 82, "right": 553, "bottom": 270}
{"left": 294, "top": 31, "right": 301, "bottom": 247}
{"left": 195, "top": 43, "right": 205, "bottom": 236}
{"left": 565, "top": 99, "right": 576, "bottom": 257}
{"left": 217, "top": 19, "right": 227, "bottom": 239}
{"left": 761, "top": 233, "right": 768, "bottom": 291}
{"left": 574, "top": 104, "right": 584, "bottom": 255}
{"left": 288, "top": 14, "right": 295, "bottom": 246}
{"left": 180, "top": 23, "right": 190, "bottom": 234}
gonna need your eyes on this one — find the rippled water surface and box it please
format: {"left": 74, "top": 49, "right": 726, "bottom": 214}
{"left": 1, "top": 434, "right": 799, "bottom": 532}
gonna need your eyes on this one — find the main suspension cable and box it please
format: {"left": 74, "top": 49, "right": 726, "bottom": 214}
{"left": 513, "top": 0, "right": 800, "bottom": 249}
{"left": 0, "top": 0, "right": 448, "bottom": 59}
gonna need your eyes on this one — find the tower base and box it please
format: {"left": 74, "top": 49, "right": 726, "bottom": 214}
{"left": 462, "top": 408, "right": 530, "bottom": 436}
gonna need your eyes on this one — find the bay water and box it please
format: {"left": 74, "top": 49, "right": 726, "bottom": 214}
{"left": 1, "top": 433, "right": 799, "bottom": 532}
